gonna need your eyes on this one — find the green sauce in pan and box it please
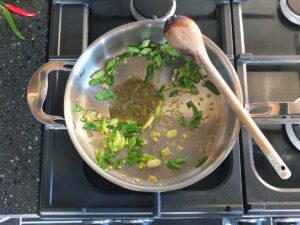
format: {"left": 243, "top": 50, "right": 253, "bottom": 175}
{"left": 109, "top": 77, "right": 159, "bottom": 125}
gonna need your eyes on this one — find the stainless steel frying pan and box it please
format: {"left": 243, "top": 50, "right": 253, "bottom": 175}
{"left": 27, "top": 20, "right": 243, "bottom": 192}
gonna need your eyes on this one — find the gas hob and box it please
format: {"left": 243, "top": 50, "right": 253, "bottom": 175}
{"left": 38, "top": 0, "right": 300, "bottom": 223}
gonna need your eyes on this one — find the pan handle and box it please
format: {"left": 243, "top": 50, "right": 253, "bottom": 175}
{"left": 245, "top": 102, "right": 300, "bottom": 117}
{"left": 27, "top": 61, "right": 75, "bottom": 128}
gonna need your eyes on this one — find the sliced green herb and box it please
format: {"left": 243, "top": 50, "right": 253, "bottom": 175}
{"left": 195, "top": 155, "right": 208, "bottom": 168}
{"left": 118, "top": 52, "right": 131, "bottom": 61}
{"left": 112, "top": 131, "right": 122, "bottom": 147}
{"left": 84, "top": 121, "right": 101, "bottom": 130}
{"left": 95, "top": 90, "right": 115, "bottom": 100}
{"left": 190, "top": 84, "right": 199, "bottom": 95}
{"left": 165, "top": 156, "right": 187, "bottom": 170}
{"left": 72, "top": 103, "right": 84, "bottom": 113}
{"left": 155, "top": 104, "right": 162, "bottom": 117}
{"left": 149, "top": 49, "right": 160, "bottom": 57}
{"left": 164, "top": 56, "right": 175, "bottom": 66}
{"left": 103, "top": 151, "right": 115, "bottom": 164}
{"left": 96, "top": 149, "right": 105, "bottom": 161}
{"left": 127, "top": 148, "right": 143, "bottom": 165}
{"left": 128, "top": 137, "right": 137, "bottom": 150}
{"left": 138, "top": 39, "right": 150, "bottom": 49}
{"left": 205, "top": 80, "right": 220, "bottom": 95}
{"left": 114, "top": 158, "right": 126, "bottom": 169}
{"left": 106, "top": 74, "right": 114, "bottom": 86}
{"left": 126, "top": 46, "right": 140, "bottom": 54}
{"left": 144, "top": 64, "right": 154, "bottom": 84}
{"left": 159, "top": 150, "right": 164, "bottom": 159}
{"left": 97, "top": 160, "right": 108, "bottom": 170}
{"left": 140, "top": 47, "right": 152, "bottom": 55}
{"left": 140, "top": 153, "right": 155, "bottom": 162}
{"left": 89, "top": 76, "right": 107, "bottom": 86}
{"left": 175, "top": 157, "right": 187, "bottom": 165}
{"left": 189, "top": 111, "right": 202, "bottom": 130}
{"left": 162, "top": 43, "right": 180, "bottom": 58}
{"left": 165, "top": 160, "right": 181, "bottom": 169}
{"left": 122, "top": 120, "right": 141, "bottom": 137}
{"left": 154, "top": 54, "right": 162, "bottom": 68}
{"left": 186, "top": 101, "right": 199, "bottom": 114}
{"left": 109, "top": 118, "right": 119, "bottom": 127}
{"left": 186, "top": 101, "right": 202, "bottom": 130}
{"left": 155, "top": 85, "right": 165, "bottom": 100}
{"left": 91, "top": 70, "right": 105, "bottom": 79}
{"left": 178, "top": 115, "right": 187, "bottom": 127}
{"left": 169, "top": 89, "right": 179, "bottom": 97}
{"left": 105, "top": 58, "right": 118, "bottom": 71}
{"left": 193, "top": 69, "right": 202, "bottom": 83}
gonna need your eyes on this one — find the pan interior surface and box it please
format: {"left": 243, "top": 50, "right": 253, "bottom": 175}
{"left": 64, "top": 20, "right": 241, "bottom": 192}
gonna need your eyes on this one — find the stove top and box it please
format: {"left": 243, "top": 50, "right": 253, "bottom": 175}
{"left": 232, "top": 0, "right": 300, "bottom": 215}
{"left": 42, "top": 0, "right": 243, "bottom": 219}
{"left": 40, "top": 0, "right": 300, "bottom": 221}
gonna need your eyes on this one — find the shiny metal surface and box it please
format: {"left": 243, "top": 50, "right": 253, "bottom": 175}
{"left": 27, "top": 61, "right": 74, "bottom": 128}
{"left": 246, "top": 102, "right": 300, "bottom": 117}
{"left": 30, "top": 20, "right": 242, "bottom": 192}
{"left": 280, "top": 0, "right": 300, "bottom": 26}
{"left": 285, "top": 98, "right": 300, "bottom": 151}
{"left": 239, "top": 54, "right": 300, "bottom": 65}
{"left": 130, "top": 0, "right": 176, "bottom": 21}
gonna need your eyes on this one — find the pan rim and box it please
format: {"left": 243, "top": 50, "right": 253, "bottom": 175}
{"left": 64, "top": 20, "right": 243, "bottom": 192}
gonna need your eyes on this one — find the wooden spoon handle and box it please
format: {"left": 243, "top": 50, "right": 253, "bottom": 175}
{"left": 196, "top": 54, "right": 291, "bottom": 180}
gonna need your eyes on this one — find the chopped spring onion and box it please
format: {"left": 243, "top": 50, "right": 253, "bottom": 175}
{"left": 175, "top": 157, "right": 187, "bottom": 165}
{"left": 189, "top": 111, "right": 202, "bottom": 131}
{"left": 144, "top": 64, "right": 155, "bottom": 84}
{"left": 114, "top": 158, "right": 126, "bottom": 169}
{"left": 138, "top": 39, "right": 150, "bottom": 49}
{"left": 186, "top": 101, "right": 199, "bottom": 114}
{"left": 140, "top": 47, "right": 152, "bottom": 55}
{"left": 169, "top": 89, "right": 179, "bottom": 97}
{"left": 155, "top": 85, "right": 165, "bottom": 100}
{"left": 162, "top": 43, "right": 180, "bottom": 58}
{"left": 178, "top": 115, "right": 187, "bottom": 127}
{"left": 186, "top": 101, "right": 202, "bottom": 130}
{"left": 91, "top": 69, "right": 105, "bottom": 79}
{"left": 95, "top": 90, "right": 115, "bottom": 100}
{"left": 190, "top": 84, "right": 199, "bottom": 95}
{"left": 195, "top": 155, "right": 208, "bottom": 168}
{"left": 72, "top": 103, "right": 84, "bottom": 113}
{"left": 204, "top": 80, "right": 220, "bottom": 95}
{"left": 126, "top": 46, "right": 140, "bottom": 54}
{"left": 165, "top": 156, "right": 187, "bottom": 170}
{"left": 165, "top": 160, "right": 180, "bottom": 169}
{"left": 105, "top": 58, "right": 118, "bottom": 71}
{"left": 154, "top": 54, "right": 162, "bottom": 68}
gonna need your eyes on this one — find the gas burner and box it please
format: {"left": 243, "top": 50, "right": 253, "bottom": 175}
{"left": 285, "top": 98, "right": 300, "bottom": 151}
{"left": 280, "top": 0, "right": 300, "bottom": 26}
{"left": 130, "top": 0, "right": 176, "bottom": 21}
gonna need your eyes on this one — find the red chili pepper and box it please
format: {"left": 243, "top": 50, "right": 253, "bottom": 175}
{"left": 3, "top": 3, "right": 37, "bottom": 17}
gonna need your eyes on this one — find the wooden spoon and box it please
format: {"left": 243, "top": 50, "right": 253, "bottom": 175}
{"left": 164, "top": 15, "right": 291, "bottom": 180}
